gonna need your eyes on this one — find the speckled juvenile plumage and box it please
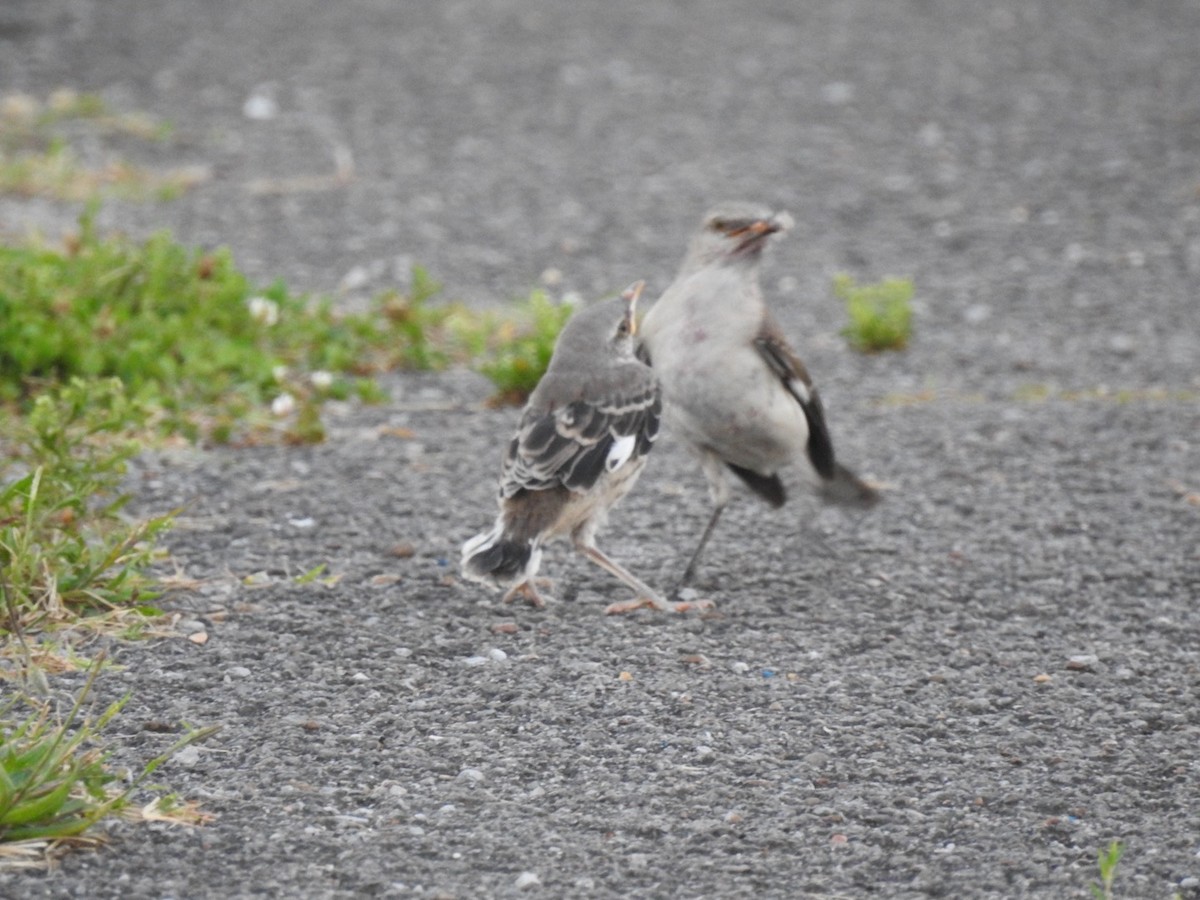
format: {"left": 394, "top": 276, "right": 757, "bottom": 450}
{"left": 639, "top": 203, "right": 878, "bottom": 589}
{"left": 462, "top": 282, "right": 671, "bottom": 613}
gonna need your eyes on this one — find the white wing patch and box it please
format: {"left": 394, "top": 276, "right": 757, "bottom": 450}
{"left": 786, "top": 376, "right": 811, "bottom": 405}
{"left": 606, "top": 433, "right": 637, "bottom": 472}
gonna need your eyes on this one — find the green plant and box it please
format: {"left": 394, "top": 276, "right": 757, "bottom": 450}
{"left": 0, "top": 213, "right": 464, "bottom": 442}
{"left": 0, "top": 378, "right": 172, "bottom": 636}
{"left": 0, "top": 654, "right": 217, "bottom": 865}
{"left": 0, "top": 89, "right": 191, "bottom": 202}
{"left": 473, "top": 290, "right": 574, "bottom": 404}
{"left": 1090, "top": 840, "right": 1124, "bottom": 900}
{"left": 835, "top": 274, "right": 914, "bottom": 353}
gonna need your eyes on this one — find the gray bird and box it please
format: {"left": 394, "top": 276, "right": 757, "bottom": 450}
{"left": 461, "top": 282, "right": 672, "bottom": 614}
{"left": 638, "top": 203, "right": 879, "bottom": 589}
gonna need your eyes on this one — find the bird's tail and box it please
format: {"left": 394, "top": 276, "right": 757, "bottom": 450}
{"left": 819, "top": 463, "right": 881, "bottom": 508}
{"left": 460, "top": 523, "right": 538, "bottom": 587}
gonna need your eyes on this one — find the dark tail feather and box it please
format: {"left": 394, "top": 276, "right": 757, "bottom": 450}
{"left": 461, "top": 526, "right": 533, "bottom": 584}
{"left": 819, "top": 463, "right": 881, "bottom": 508}
{"left": 726, "top": 462, "right": 786, "bottom": 509}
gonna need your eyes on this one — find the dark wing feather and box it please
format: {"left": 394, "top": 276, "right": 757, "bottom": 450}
{"left": 753, "top": 326, "right": 837, "bottom": 480}
{"left": 499, "top": 367, "right": 661, "bottom": 498}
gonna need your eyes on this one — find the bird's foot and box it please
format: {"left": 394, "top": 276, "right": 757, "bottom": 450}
{"left": 673, "top": 598, "right": 716, "bottom": 613}
{"left": 604, "top": 592, "right": 670, "bottom": 615}
{"left": 671, "top": 586, "right": 716, "bottom": 613}
{"left": 604, "top": 595, "right": 662, "bottom": 619}
{"left": 604, "top": 593, "right": 715, "bottom": 615}
{"left": 501, "top": 579, "right": 553, "bottom": 608}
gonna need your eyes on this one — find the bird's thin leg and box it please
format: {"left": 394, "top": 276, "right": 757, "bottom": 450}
{"left": 675, "top": 453, "right": 731, "bottom": 594}
{"left": 573, "top": 542, "right": 672, "bottom": 614}
{"left": 676, "top": 503, "right": 724, "bottom": 592}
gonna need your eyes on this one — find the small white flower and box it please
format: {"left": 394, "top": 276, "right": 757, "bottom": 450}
{"left": 272, "top": 365, "right": 288, "bottom": 383}
{"left": 247, "top": 295, "right": 280, "bottom": 326}
{"left": 271, "top": 393, "right": 296, "bottom": 417}
{"left": 310, "top": 370, "right": 334, "bottom": 390}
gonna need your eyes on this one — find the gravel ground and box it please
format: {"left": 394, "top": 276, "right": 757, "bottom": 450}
{"left": 2, "top": 1, "right": 1199, "bottom": 898}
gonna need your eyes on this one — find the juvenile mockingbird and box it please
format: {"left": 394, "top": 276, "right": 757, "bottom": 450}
{"left": 639, "top": 203, "right": 878, "bottom": 589}
{"left": 461, "top": 282, "right": 673, "bottom": 614}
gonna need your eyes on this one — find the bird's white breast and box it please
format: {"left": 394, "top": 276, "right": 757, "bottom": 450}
{"left": 641, "top": 268, "right": 809, "bottom": 472}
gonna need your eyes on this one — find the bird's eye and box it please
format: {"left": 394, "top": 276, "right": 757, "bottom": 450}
{"left": 708, "top": 218, "right": 728, "bottom": 232}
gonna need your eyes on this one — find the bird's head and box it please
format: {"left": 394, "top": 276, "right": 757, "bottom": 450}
{"left": 687, "top": 203, "right": 794, "bottom": 268}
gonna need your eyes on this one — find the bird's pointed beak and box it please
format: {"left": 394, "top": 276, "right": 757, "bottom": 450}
{"left": 621, "top": 280, "right": 645, "bottom": 336}
{"left": 748, "top": 211, "right": 794, "bottom": 237}
{"left": 731, "top": 212, "right": 793, "bottom": 256}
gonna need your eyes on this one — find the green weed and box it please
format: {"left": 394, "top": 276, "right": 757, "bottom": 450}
{"left": 0, "top": 90, "right": 196, "bottom": 202}
{"left": 0, "top": 378, "right": 173, "bottom": 637}
{"left": 0, "top": 212, "right": 461, "bottom": 442}
{"left": 835, "top": 274, "right": 914, "bottom": 353}
{"left": 1090, "top": 840, "right": 1124, "bottom": 900}
{"left": 470, "top": 290, "right": 573, "bottom": 405}
{"left": 0, "top": 654, "right": 217, "bottom": 866}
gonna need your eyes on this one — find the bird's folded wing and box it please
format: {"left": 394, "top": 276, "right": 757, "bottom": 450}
{"left": 500, "top": 379, "right": 661, "bottom": 496}
{"left": 752, "top": 325, "right": 837, "bottom": 480}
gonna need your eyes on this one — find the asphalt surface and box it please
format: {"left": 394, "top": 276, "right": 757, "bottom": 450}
{"left": 2, "top": 1, "right": 1199, "bottom": 898}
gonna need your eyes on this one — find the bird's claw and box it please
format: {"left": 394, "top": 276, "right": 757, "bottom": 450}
{"left": 604, "top": 595, "right": 716, "bottom": 615}
{"left": 501, "top": 580, "right": 552, "bottom": 608}
{"left": 673, "top": 598, "right": 716, "bottom": 613}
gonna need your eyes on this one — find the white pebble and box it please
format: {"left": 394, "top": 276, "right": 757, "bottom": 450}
{"left": 730, "top": 661, "right": 750, "bottom": 674}
{"left": 227, "top": 665, "right": 251, "bottom": 678}
{"left": 457, "top": 768, "right": 484, "bottom": 783}
{"left": 820, "top": 81, "right": 855, "bottom": 105}
{"left": 487, "top": 648, "right": 508, "bottom": 662}
{"left": 463, "top": 655, "right": 488, "bottom": 667}
{"left": 340, "top": 265, "right": 370, "bottom": 291}
{"left": 288, "top": 517, "right": 316, "bottom": 529}
{"left": 174, "top": 746, "right": 201, "bottom": 768}
{"left": 243, "top": 92, "right": 278, "bottom": 120}
{"left": 963, "top": 303, "right": 991, "bottom": 325}
{"left": 514, "top": 872, "right": 541, "bottom": 890}
{"left": 352, "top": 672, "right": 369, "bottom": 683}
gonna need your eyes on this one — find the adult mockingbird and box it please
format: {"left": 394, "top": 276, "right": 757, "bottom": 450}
{"left": 639, "top": 203, "right": 878, "bottom": 589}
{"left": 462, "top": 282, "right": 673, "bottom": 614}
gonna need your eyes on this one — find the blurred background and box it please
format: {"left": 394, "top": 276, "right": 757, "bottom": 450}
{"left": 2, "top": 0, "right": 1197, "bottom": 402}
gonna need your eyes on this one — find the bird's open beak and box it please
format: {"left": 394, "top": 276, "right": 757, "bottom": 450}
{"left": 745, "top": 211, "right": 794, "bottom": 238}
{"left": 621, "top": 280, "right": 645, "bottom": 336}
{"left": 732, "top": 215, "right": 789, "bottom": 254}
{"left": 747, "top": 219, "right": 779, "bottom": 237}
